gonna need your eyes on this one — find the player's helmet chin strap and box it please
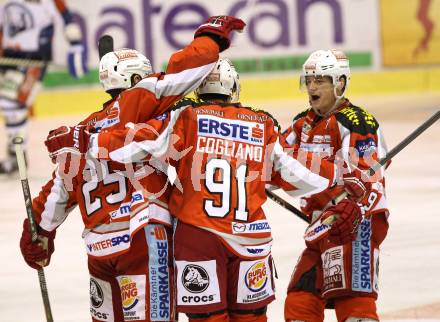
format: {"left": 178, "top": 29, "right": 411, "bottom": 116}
{"left": 312, "top": 86, "right": 345, "bottom": 118}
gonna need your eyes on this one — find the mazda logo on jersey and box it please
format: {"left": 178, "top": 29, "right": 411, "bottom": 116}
{"left": 197, "top": 115, "right": 264, "bottom": 146}
{"left": 232, "top": 220, "right": 271, "bottom": 234}
{"left": 90, "top": 278, "right": 104, "bottom": 308}
{"left": 232, "top": 223, "right": 246, "bottom": 233}
{"left": 182, "top": 265, "right": 210, "bottom": 293}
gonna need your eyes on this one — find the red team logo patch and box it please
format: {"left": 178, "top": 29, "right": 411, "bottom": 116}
{"left": 245, "top": 261, "right": 268, "bottom": 292}
{"left": 152, "top": 226, "right": 167, "bottom": 240}
{"left": 251, "top": 124, "right": 263, "bottom": 139}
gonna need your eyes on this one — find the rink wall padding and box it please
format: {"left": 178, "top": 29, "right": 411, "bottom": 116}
{"left": 34, "top": 68, "right": 440, "bottom": 118}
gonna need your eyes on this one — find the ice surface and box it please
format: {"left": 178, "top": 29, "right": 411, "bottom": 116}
{"left": 1, "top": 93, "right": 439, "bottom": 321}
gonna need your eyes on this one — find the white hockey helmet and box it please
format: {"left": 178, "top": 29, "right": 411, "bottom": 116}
{"left": 300, "top": 49, "right": 350, "bottom": 98}
{"left": 196, "top": 58, "right": 240, "bottom": 102}
{"left": 99, "top": 48, "right": 153, "bottom": 92}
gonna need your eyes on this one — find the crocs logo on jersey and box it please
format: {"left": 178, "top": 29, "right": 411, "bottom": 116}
{"left": 120, "top": 277, "right": 140, "bottom": 310}
{"left": 90, "top": 278, "right": 104, "bottom": 308}
{"left": 182, "top": 265, "right": 209, "bottom": 293}
{"left": 245, "top": 261, "right": 268, "bottom": 292}
{"left": 198, "top": 115, "right": 264, "bottom": 146}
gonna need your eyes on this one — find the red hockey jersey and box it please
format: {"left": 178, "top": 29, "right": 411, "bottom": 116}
{"left": 32, "top": 37, "right": 220, "bottom": 259}
{"left": 90, "top": 99, "right": 340, "bottom": 258}
{"left": 281, "top": 99, "right": 389, "bottom": 220}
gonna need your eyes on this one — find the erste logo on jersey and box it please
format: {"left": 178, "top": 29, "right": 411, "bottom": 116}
{"left": 197, "top": 115, "right": 264, "bottom": 146}
{"left": 245, "top": 261, "right": 268, "bottom": 292}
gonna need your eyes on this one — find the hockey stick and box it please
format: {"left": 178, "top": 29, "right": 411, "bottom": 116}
{"left": 98, "top": 34, "right": 114, "bottom": 59}
{"left": 13, "top": 137, "right": 54, "bottom": 322}
{"left": 266, "top": 189, "right": 309, "bottom": 223}
{"left": 267, "top": 109, "right": 440, "bottom": 223}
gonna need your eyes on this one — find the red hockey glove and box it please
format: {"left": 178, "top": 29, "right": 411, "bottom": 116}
{"left": 322, "top": 199, "right": 362, "bottom": 245}
{"left": 45, "top": 125, "right": 93, "bottom": 163}
{"left": 194, "top": 15, "right": 246, "bottom": 52}
{"left": 20, "top": 219, "right": 56, "bottom": 270}
{"left": 343, "top": 168, "right": 371, "bottom": 202}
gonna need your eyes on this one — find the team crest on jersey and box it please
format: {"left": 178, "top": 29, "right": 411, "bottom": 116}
{"left": 197, "top": 115, "right": 264, "bottom": 146}
{"left": 321, "top": 246, "right": 346, "bottom": 295}
{"left": 302, "top": 122, "right": 312, "bottom": 134}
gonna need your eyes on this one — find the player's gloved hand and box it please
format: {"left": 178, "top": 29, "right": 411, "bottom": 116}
{"left": 322, "top": 198, "right": 362, "bottom": 244}
{"left": 343, "top": 168, "right": 371, "bottom": 202}
{"left": 65, "top": 22, "right": 88, "bottom": 78}
{"left": 304, "top": 199, "right": 362, "bottom": 247}
{"left": 194, "top": 15, "right": 246, "bottom": 52}
{"left": 20, "top": 219, "right": 56, "bottom": 270}
{"left": 45, "top": 125, "right": 93, "bottom": 163}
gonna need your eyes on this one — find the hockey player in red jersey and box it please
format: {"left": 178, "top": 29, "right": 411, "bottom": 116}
{"left": 0, "top": 0, "right": 88, "bottom": 174}
{"left": 20, "top": 16, "right": 245, "bottom": 322}
{"left": 282, "top": 50, "right": 390, "bottom": 322}
{"left": 53, "top": 58, "right": 371, "bottom": 322}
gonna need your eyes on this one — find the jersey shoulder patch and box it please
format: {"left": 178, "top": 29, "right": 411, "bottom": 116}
{"left": 170, "top": 97, "right": 201, "bottom": 111}
{"left": 335, "top": 104, "right": 379, "bottom": 135}
{"left": 241, "top": 105, "right": 280, "bottom": 130}
{"left": 292, "top": 108, "right": 311, "bottom": 122}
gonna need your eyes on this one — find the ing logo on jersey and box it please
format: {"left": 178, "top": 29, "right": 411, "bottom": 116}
{"left": 245, "top": 261, "right": 268, "bottom": 292}
{"left": 119, "top": 277, "right": 140, "bottom": 310}
{"left": 197, "top": 115, "right": 264, "bottom": 146}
